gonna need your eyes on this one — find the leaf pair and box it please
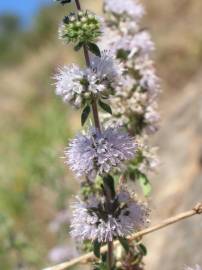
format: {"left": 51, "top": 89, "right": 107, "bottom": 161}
{"left": 74, "top": 42, "right": 101, "bottom": 57}
{"left": 81, "top": 100, "right": 112, "bottom": 126}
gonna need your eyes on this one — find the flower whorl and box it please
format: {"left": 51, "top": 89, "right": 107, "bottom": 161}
{"left": 71, "top": 189, "right": 150, "bottom": 242}
{"left": 66, "top": 127, "right": 136, "bottom": 180}
{"left": 54, "top": 51, "right": 122, "bottom": 108}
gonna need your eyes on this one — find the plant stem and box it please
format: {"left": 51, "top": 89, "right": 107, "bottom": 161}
{"left": 107, "top": 241, "right": 114, "bottom": 270}
{"left": 103, "top": 178, "right": 114, "bottom": 270}
{"left": 74, "top": 0, "right": 101, "bottom": 132}
{"left": 83, "top": 43, "right": 101, "bottom": 132}
{"left": 75, "top": 0, "right": 81, "bottom": 10}
{"left": 74, "top": 1, "right": 111, "bottom": 268}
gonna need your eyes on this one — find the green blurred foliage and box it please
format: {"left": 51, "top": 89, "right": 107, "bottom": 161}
{"left": 0, "top": 4, "right": 78, "bottom": 269}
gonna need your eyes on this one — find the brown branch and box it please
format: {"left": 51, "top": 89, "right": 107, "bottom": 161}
{"left": 43, "top": 202, "right": 202, "bottom": 270}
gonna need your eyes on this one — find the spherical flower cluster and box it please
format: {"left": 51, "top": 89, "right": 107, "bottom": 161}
{"left": 54, "top": 51, "right": 122, "bottom": 108}
{"left": 58, "top": 11, "right": 102, "bottom": 44}
{"left": 70, "top": 190, "right": 150, "bottom": 242}
{"left": 104, "top": 0, "right": 144, "bottom": 21}
{"left": 66, "top": 127, "right": 136, "bottom": 180}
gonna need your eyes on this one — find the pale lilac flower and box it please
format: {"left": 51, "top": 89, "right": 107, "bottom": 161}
{"left": 144, "top": 105, "right": 160, "bottom": 134}
{"left": 54, "top": 51, "right": 122, "bottom": 108}
{"left": 136, "top": 136, "right": 159, "bottom": 173}
{"left": 54, "top": 64, "right": 84, "bottom": 108}
{"left": 128, "top": 31, "right": 155, "bottom": 57}
{"left": 110, "top": 31, "right": 154, "bottom": 57}
{"left": 89, "top": 50, "right": 123, "bottom": 88}
{"left": 127, "top": 56, "right": 160, "bottom": 97}
{"left": 66, "top": 127, "right": 136, "bottom": 180}
{"left": 71, "top": 190, "right": 150, "bottom": 242}
{"left": 104, "top": 0, "right": 145, "bottom": 21}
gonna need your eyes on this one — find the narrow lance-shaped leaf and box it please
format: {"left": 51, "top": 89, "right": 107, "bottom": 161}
{"left": 81, "top": 105, "right": 91, "bottom": 126}
{"left": 118, "top": 237, "right": 130, "bottom": 253}
{"left": 87, "top": 42, "right": 101, "bottom": 57}
{"left": 138, "top": 243, "right": 147, "bottom": 256}
{"left": 93, "top": 240, "right": 101, "bottom": 258}
{"left": 99, "top": 100, "right": 112, "bottom": 115}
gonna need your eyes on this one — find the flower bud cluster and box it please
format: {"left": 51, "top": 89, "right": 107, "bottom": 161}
{"left": 59, "top": 11, "right": 102, "bottom": 45}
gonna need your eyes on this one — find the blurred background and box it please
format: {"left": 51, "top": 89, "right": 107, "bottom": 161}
{"left": 0, "top": 0, "right": 202, "bottom": 269}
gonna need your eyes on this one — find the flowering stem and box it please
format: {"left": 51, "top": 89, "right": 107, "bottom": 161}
{"left": 74, "top": 0, "right": 101, "bottom": 132}
{"left": 91, "top": 97, "right": 101, "bottom": 132}
{"left": 83, "top": 44, "right": 101, "bottom": 132}
{"left": 73, "top": 3, "right": 112, "bottom": 267}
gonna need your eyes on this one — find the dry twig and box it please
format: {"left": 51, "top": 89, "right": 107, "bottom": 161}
{"left": 43, "top": 202, "right": 202, "bottom": 270}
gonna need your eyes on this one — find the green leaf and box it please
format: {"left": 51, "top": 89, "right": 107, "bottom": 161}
{"left": 81, "top": 105, "right": 91, "bottom": 126}
{"left": 87, "top": 42, "right": 101, "bottom": 57}
{"left": 98, "top": 100, "right": 112, "bottom": 115}
{"left": 74, "top": 41, "right": 83, "bottom": 51}
{"left": 93, "top": 240, "right": 101, "bottom": 258}
{"left": 103, "top": 174, "right": 115, "bottom": 198}
{"left": 116, "top": 49, "right": 129, "bottom": 60}
{"left": 138, "top": 243, "right": 147, "bottom": 256}
{"left": 118, "top": 237, "right": 130, "bottom": 253}
{"left": 137, "top": 172, "right": 152, "bottom": 197}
